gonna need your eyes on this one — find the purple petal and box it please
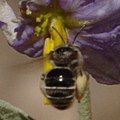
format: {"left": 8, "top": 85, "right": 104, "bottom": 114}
{"left": 85, "top": 11, "right": 120, "bottom": 33}
{"left": 19, "top": 0, "right": 51, "bottom": 8}
{"left": 0, "top": 21, "right": 7, "bottom": 29}
{"left": 33, "top": 38, "right": 44, "bottom": 49}
{"left": 33, "top": 49, "right": 43, "bottom": 57}
{"left": 19, "top": 0, "right": 28, "bottom": 10}
{"left": 31, "top": 0, "right": 51, "bottom": 6}
{"left": 69, "top": 25, "right": 120, "bottom": 84}
{"left": 58, "top": 0, "right": 84, "bottom": 11}
{"left": 19, "top": 0, "right": 49, "bottom": 24}
{"left": 13, "top": 24, "right": 34, "bottom": 46}
{"left": 67, "top": 2, "right": 120, "bottom": 85}
{"left": 23, "top": 45, "right": 43, "bottom": 58}
{"left": 23, "top": 40, "right": 43, "bottom": 57}
{"left": 82, "top": 25, "right": 120, "bottom": 44}
{"left": 27, "top": 1, "right": 42, "bottom": 12}
{"left": 59, "top": 0, "right": 120, "bottom": 20}
{"left": 19, "top": 0, "right": 41, "bottom": 12}
{"left": 0, "top": 0, "right": 19, "bottom": 45}
{"left": 11, "top": 23, "right": 44, "bottom": 57}
{"left": 77, "top": 39, "right": 120, "bottom": 85}
{"left": 23, "top": 47, "right": 35, "bottom": 55}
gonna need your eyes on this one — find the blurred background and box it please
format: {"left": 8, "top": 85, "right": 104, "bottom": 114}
{"left": 0, "top": 1, "right": 120, "bottom": 120}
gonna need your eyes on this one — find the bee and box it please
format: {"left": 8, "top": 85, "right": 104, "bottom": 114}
{"left": 41, "top": 26, "right": 89, "bottom": 110}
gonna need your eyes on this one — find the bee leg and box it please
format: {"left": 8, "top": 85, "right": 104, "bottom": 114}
{"left": 43, "top": 97, "right": 51, "bottom": 105}
{"left": 40, "top": 84, "right": 51, "bottom": 105}
{"left": 76, "top": 71, "right": 89, "bottom": 102}
{"left": 69, "top": 60, "right": 78, "bottom": 69}
{"left": 41, "top": 74, "right": 45, "bottom": 80}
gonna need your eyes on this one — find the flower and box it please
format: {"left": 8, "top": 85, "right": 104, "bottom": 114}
{"left": 10, "top": 0, "right": 91, "bottom": 57}
{"left": 0, "top": 21, "right": 6, "bottom": 29}
{"left": 0, "top": 0, "right": 120, "bottom": 85}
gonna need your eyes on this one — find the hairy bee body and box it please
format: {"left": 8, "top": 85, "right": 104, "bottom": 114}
{"left": 41, "top": 44, "right": 85, "bottom": 109}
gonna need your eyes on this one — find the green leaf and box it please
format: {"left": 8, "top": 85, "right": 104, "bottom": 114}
{"left": 0, "top": 100, "right": 34, "bottom": 120}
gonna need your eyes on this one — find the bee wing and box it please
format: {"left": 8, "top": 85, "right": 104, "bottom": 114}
{"left": 74, "top": 27, "right": 120, "bottom": 85}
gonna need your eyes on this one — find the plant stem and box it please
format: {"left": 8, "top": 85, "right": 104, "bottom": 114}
{"left": 78, "top": 85, "right": 92, "bottom": 120}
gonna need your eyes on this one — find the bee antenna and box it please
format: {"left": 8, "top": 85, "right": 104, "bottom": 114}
{"left": 52, "top": 26, "right": 65, "bottom": 44}
{"left": 72, "top": 24, "right": 86, "bottom": 44}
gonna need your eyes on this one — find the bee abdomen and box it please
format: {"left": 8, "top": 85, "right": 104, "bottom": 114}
{"left": 46, "top": 87, "right": 75, "bottom": 109}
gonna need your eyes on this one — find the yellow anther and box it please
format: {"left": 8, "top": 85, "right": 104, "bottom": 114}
{"left": 43, "top": 38, "right": 54, "bottom": 72}
{"left": 26, "top": 6, "right": 32, "bottom": 15}
{"left": 43, "top": 38, "right": 54, "bottom": 57}
{"left": 36, "top": 17, "right": 41, "bottom": 23}
{"left": 35, "top": 26, "right": 41, "bottom": 36}
{"left": 36, "top": 15, "right": 43, "bottom": 23}
{"left": 50, "top": 17, "right": 68, "bottom": 47}
{"left": 41, "top": 19, "right": 49, "bottom": 29}
{"left": 44, "top": 13, "right": 52, "bottom": 19}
